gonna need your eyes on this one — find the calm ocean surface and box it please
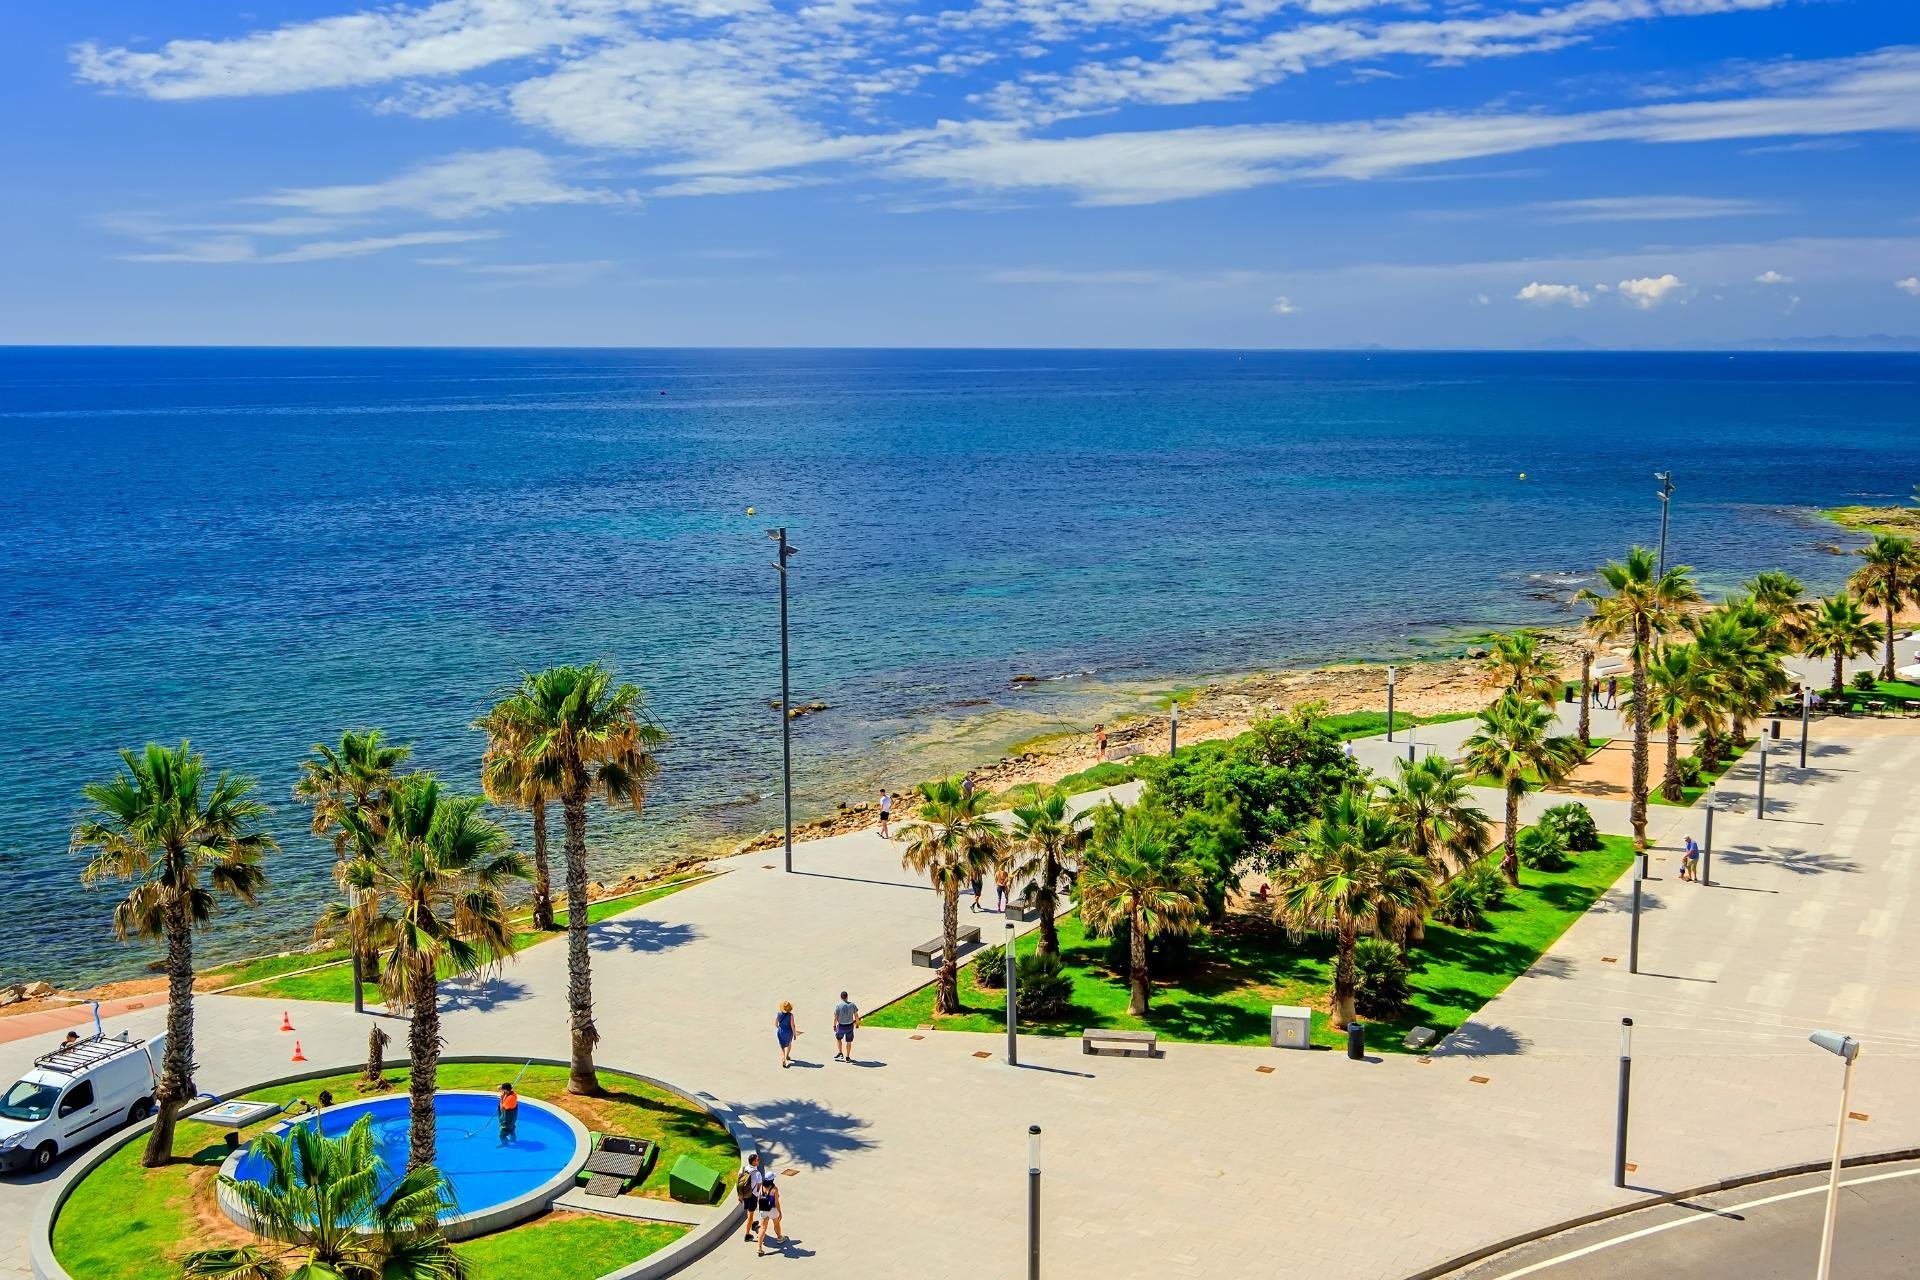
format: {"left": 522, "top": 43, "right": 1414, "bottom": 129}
{"left": 2, "top": 347, "right": 1916, "bottom": 986}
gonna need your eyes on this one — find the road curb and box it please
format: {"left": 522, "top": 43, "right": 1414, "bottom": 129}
{"left": 1404, "top": 1145, "right": 1920, "bottom": 1279}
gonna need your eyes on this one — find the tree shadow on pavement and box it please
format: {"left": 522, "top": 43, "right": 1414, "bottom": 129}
{"left": 438, "top": 976, "right": 534, "bottom": 1011}
{"left": 591, "top": 919, "right": 703, "bottom": 953}
{"left": 1716, "top": 845, "right": 1859, "bottom": 877}
{"left": 1431, "top": 1023, "right": 1531, "bottom": 1058}
{"left": 740, "top": 1097, "right": 876, "bottom": 1171}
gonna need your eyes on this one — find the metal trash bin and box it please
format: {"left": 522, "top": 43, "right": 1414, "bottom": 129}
{"left": 1270, "top": 1004, "right": 1311, "bottom": 1049}
{"left": 1770, "top": 719, "right": 1781, "bottom": 740}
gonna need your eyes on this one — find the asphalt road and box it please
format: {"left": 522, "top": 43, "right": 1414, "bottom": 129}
{"left": 1456, "top": 1159, "right": 1920, "bottom": 1279}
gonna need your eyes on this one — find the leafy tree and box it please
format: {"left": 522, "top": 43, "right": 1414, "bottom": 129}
{"left": 1462, "top": 694, "right": 1583, "bottom": 885}
{"left": 1007, "top": 785, "right": 1085, "bottom": 962}
{"left": 1803, "top": 595, "right": 1885, "bottom": 696}
{"left": 474, "top": 702, "right": 561, "bottom": 931}
{"left": 73, "top": 743, "right": 274, "bottom": 1168}
{"left": 1850, "top": 533, "right": 1919, "bottom": 681}
{"left": 182, "top": 1114, "right": 466, "bottom": 1280}
{"left": 295, "top": 729, "right": 411, "bottom": 1009}
{"left": 1277, "top": 790, "right": 1432, "bottom": 1029}
{"left": 898, "top": 777, "right": 1006, "bottom": 1014}
{"left": 340, "top": 775, "right": 524, "bottom": 1168}
{"left": 1077, "top": 803, "right": 1205, "bottom": 1017}
{"left": 1374, "top": 755, "right": 1490, "bottom": 880}
{"left": 486, "top": 664, "right": 665, "bottom": 1096}
{"left": 1483, "top": 630, "right": 1560, "bottom": 703}
{"left": 1579, "top": 548, "right": 1700, "bottom": 849}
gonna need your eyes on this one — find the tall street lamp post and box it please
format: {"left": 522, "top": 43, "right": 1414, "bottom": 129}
{"left": 1387, "top": 665, "right": 1397, "bottom": 741}
{"left": 768, "top": 528, "right": 798, "bottom": 873}
{"left": 1613, "top": 1017, "right": 1633, "bottom": 1188}
{"left": 1655, "top": 471, "right": 1674, "bottom": 579}
{"left": 1169, "top": 701, "right": 1178, "bottom": 757}
{"left": 1005, "top": 921, "right": 1018, "bottom": 1066}
{"left": 1028, "top": 1125, "right": 1043, "bottom": 1280}
{"left": 1809, "top": 1030, "right": 1863, "bottom": 1280}
{"left": 1801, "top": 683, "right": 1811, "bottom": 770}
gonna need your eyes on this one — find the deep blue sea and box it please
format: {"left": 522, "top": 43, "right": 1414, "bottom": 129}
{"left": 2, "top": 347, "right": 1915, "bottom": 986}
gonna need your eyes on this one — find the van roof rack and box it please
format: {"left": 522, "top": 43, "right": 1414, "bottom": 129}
{"left": 33, "top": 1032, "right": 146, "bottom": 1075}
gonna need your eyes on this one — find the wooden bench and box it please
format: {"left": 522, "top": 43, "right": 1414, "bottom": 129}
{"left": 911, "top": 925, "right": 981, "bottom": 967}
{"left": 1082, "top": 1028, "right": 1158, "bottom": 1057}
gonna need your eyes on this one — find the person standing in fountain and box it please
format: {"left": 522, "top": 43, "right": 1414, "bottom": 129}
{"left": 497, "top": 1082, "right": 519, "bottom": 1144}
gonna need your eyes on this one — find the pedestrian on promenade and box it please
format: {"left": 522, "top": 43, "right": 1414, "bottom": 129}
{"left": 1680, "top": 835, "right": 1700, "bottom": 883}
{"left": 754, "top": 1168, "right": 784, "bottom": 1255}
{"left": 994, "top": 865, "right": 1010, "bottom": 912}
{"left": 1606, "top": 676, "right": 1618, "bottom": 709}
{"left": 878, "top": 789, "right": 892, "bottom": 839}
{"left": 774, "top": 1001, "right": 799, "bottom": 1067}
{"left": 737, "top": 1153, "right": 765, "bottom": 1240}
{"left": 969, "top": 872, "right": 984, "bottom": 912}
{"left": 1094, "top": 723, "right": 1108, "bottom": 759}
{"left": 832, "top": 990, "right": 861, "bottom": 1062}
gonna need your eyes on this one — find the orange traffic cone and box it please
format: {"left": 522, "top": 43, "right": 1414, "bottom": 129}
{"left": 290, "top": 1040, "right": 307, "bottom": 1063}
{"left": 279, "top": 1011, "right": 294, "bottom": 1032}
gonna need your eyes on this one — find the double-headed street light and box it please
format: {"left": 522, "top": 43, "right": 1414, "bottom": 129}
{"left": 1810, "top": 1029, "right": 1862, "bottom": 1280}
{"left": 1655, "top": 471, "right": 1675, "bottom": 579}
{"left": 768, "top": 528, "right": 798, "bottom": 873}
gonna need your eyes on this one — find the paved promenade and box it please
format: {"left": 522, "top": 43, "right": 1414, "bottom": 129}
{"left": 4, "top": 717, "right": 1915, "bottom": 1280}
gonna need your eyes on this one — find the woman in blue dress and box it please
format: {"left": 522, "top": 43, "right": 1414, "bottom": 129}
{"left": 774, "top": 1001, "right": 798, "bottom": 1068}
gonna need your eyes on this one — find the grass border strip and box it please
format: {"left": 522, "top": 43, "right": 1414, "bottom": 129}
{"left": 31, "top": 1054, "right": 755, "bottom": 1280}
{"left": 1401, "top": 1145, "right": 1920, "bottom": 1280}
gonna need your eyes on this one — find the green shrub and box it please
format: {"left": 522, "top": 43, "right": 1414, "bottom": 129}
{"left": 1435, "top": 861, "right": 1507, "bottom": 930}
{"left": 1674, "top": 754, "right": 1704, "bottom": 786}
{"left": 1851, "top": 670, "right": 1879, "bottom": 693}
{"left": 1539, "top": 801, "right": 1601, "bottom": 852}
{"left": 1014, "top": 954, "right": 1074, "bottom": 1021}
{"left": 1516, "top": 824, "right": 1571, "bottom": 871}
{"left": 1353, "top": 937, "right": 1412, "bottom": 1019}
{"left": 973, "top": 943, "right": 1007, "bottom": 988}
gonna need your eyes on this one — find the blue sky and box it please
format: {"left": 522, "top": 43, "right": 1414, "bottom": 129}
{"left": 4, "top": 0, "right": 1919, "bottom": 347}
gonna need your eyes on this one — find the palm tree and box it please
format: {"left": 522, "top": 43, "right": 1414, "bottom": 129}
{"left": 1576, "top": 643, "right": 1595, "bottom": 745}
{"left": 341, "top": 774, "right": 524, "bottom": 1168}
{"left": 1076, "top": 804, "right": 1205, "bottom": 1017}
{"left": 1688, "top": 601, "right": 1788, "bottom": 748}
{"left": 1008, "top": 785, "right": 1084, "bottom": 962}
{"left": 897, "top": 777, "right": 1006, "bottom": 1014}
{"left": 1375, "top": 755, "right": 1490, "bottom": 881}
{"left": 1278, "top": 789, "right": 1433, "bottom": 1030}
{"left": 474, "top": 703, "right": 560, "bottom": 932}
{"left": 1461, "top": 694, "right": 1584, "bottom": 885}
{"left": 295, "top": 729, "right": 412, "bottom": 1011}
{"left": 183, "top": 1114, "right": 466, "bottom": 1280}
{"left": 1745, "top": 571, "right": 1815, "bottom": 648}
{"left": 72, "top": 743, "right": 274, "bottom": 1167}
{"left": 1484, "top": 630, "right": 1560, "bottom": 703}
{"left": 488, "top": 664, "right": 665, "bottom": 1096}
{"left": 1850, "top": 533, "right": 1919, "bottom": 681}
{"left": 1803, "top": 594, "right": 1885, "bottom": 696}
{"left": 1631, "top": 644, "right": 1717, "bottom": 801}
{"left": 1579, "top": 547, "right": 1700, "bottom": 849}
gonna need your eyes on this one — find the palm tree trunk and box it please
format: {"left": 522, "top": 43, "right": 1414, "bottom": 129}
{"left": 561, "top": 785, "right": 600, "bottom": 1096}
{"left": 936, "top": 882, "right": 960, "bottom": 1014}
{"left": 1630, "top": 622, "right": 1650, "bottom": 849}
{"left": 1330, "top": 921, "right": 1358, "bottom": 1030}
{"left": 1578, "top": 650, "right": 1592, "bottom": 745}
{"left": 141, "top": 897, "right": 194, "bottom": 1168}
{"left": 1037, "top": 853, "right": 1059, "bottom": 961}
{"left": 1661, "top": 721, "right": 1683, "bottom": 801}
{"left": 1501, "top": 787, "right": 1521, "bottom": 887}
{"left": 407, "top": 955, "right": 439, "bottom": 1171}
{"left": 363, "top": 1024, "right": 389, "bottom": 1086}
{"left": 531, "top": 799, "right": 556, "bottom": 931}
{"left": 1831, "top": 653, "right": 1845, "bottom": 698}
{"left": 1885, "top": 588, "right": 1899, "bottom": 682}
{"left": 1127, "top": 904, "right": 1150, "bottom": 1016}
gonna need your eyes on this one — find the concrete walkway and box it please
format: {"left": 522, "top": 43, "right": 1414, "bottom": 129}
{"left": 4, "top": 721, "right": 1915, "bottom": 1280}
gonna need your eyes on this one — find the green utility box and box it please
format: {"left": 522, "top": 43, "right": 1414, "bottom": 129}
{"left": 668, "top": 1154, "right": 723, "bottom": 1203}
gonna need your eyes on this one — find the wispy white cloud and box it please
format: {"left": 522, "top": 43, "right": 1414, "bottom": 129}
{"left": 1528, "top": 194, "right": 1780, "bottom": 222}
{"left": 1271, "top": 294, "right": 1299, "bottom": 314}
{"left": 253, "top": 148, "right": 629, "bottom": 218}
{"left": 123, "top": 229, "right": 499, "bottom": 264}
{"left": 1517, "top": 281, "right": 1592, "bottom": 307}
{"left": 1754, "top": 269, "right": 1792, "bottom": 284}
{"left": 1898, "top": 276, "right": 1920, "bottom": 297}
{"left": 1616, "top": 273, "right": 1686, "bottom": 307}
{"left": 988, "top": 268, "right": 1173, "bottom": 284}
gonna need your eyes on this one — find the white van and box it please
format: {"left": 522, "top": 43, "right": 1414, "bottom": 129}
{"left": 0, "top": 1032, "right": 164, "bottom": 1173}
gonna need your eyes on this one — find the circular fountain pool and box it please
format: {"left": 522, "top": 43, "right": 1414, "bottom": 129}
{"left": 218, "top": 1090, "right": 588, "bottom": 1239}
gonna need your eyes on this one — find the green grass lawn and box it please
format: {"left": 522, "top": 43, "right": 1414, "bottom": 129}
{"left": 867, "top": 833, "right": 1635, "bottom": 1052}
{"left": 233, "top": 875, "right": 711, "bottom": 1004}
{"left": 1467, "top": 737, "right": 1612, "bottom": 790}
{"left": 1833, "top": 678, "right": 1920, "bottom": 711}
{"left": 51, "top": 1063, "right": 729, "bottom": 1280}
{"left": 1649, "top": 740, "right": 1751, "bottom": 807}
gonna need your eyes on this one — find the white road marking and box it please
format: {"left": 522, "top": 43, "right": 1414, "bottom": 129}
{"left": 1487, "top": 1167, "right": 1920, "bottom": 1277}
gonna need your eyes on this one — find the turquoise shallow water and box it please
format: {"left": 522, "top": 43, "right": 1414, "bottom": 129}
{"left": 2, "top": 347, "right": 1915, "bottom": 986}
